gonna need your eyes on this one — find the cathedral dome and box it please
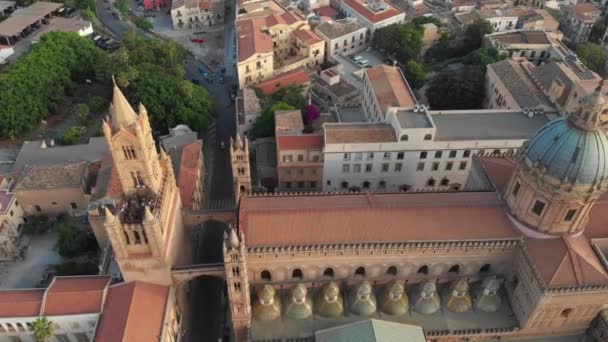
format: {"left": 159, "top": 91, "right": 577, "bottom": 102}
{"left": 522, "top": 116, "right": 608, "bottom": 188}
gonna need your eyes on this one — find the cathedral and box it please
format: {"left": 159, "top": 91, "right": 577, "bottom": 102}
{"left": 90, "top": 81, "right": 608, "bottom": 341}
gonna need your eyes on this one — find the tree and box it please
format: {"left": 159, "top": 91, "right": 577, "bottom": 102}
{"left": 467, "top": 47, "right": 505, "bottom": 71}
{"left": 33, "top": 317, "right": 55, "bottom": 342}
{"left": 81, "top": 9, "right": 96, "bottom": 22}
{"left": 304, "top": 104, "right": 319, "bottom": 124}
{"left": 73, "top": 103, "right": 90, "bottom": 124}
{"left": 0, "top": 32, "right": 104, "bottom": 139}
{"left": 372, "top": 24, "right": 423, "bottom": 64}
{"left": 88, "top": 96, "right": 108, "bottom": 114}
{"left": 253, "top": 102, "right": 295, "bottom": 138}
{"left": 425, "top": 66, "right": 486, "bottom": 110}
{"left": 404, "top": 60, "right": 426, "bottom": 89}
{"left": 57, "top": 219, "right": 79, "bottom": 256}
{"left": 114, "top": 0, "right": 129, "bottom": 19}
{"left": 589, "top": 23, "right": 607, "bottom": 43}
{"left": 577, "top": 42, "right": 607, "bottom": 76}
{"left": 271, "top": 85, "right": 307, "bottom": 109}
{"left": 464, "top": 20, "right": 493, "bottom": 51}
{"left": 134, "top": 17, "right": 153, "bottom": 30}
{"left": 62, "top": 126, "right": 86, "bottom": 145}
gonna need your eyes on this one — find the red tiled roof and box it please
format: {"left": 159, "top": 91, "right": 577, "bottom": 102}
{"left": 43, "top": 276, "right": 111, "bottom": 316}
{"left": 237, "top": 18, "right": 273, "bottom": 62}
{"left": 366, "top": 65, "right": 417, "bottom": 114}
{"left": 294, "top": 29, "right": 322, "bottom": 45}
{"left": 95, "top": 282, "right": 169, "bottom": 342}
{"left": 316, "top": 5, "right": 338, "bottom": 17}
{"left": 342, "top": 0, "right": 403, "bottom": 23}
{"left": 266, "top": 11, "right": 301, "bottom": 27}
{"left": 178, "top": 140, "right": 203, "bottom": 209}
{"left": 199, "top": 0, "right": 209, "bottom": 10}
{"left": 0, "top": 289, "right": 44, "bottom": 317}
{"left": 239, "top": 192, "right": 520, "bottom": 247}
{"left": 257, "top": 68, "right": 311, "bottom": 96}
{"left": 478, "top": 157, "right": 516, "bottom": 191}
{"left": 277, "top": 135, "right": 324, "bottom": 150}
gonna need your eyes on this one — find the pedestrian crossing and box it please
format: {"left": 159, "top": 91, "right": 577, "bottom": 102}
{"left": 206, "top": 121, "right": 217, "bottom": 143}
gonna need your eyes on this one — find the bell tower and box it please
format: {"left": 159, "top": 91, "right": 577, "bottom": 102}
{"left": 230, "top": 133, "right": 252, "bottom": 198}
{"left": 503, "top": 80, "right": 608, "bottom": 236}
{"left": 223, "top": 226, "right": 251, "bottom": 342}
{"left": 101, "top": 79, "right": 185, "bottom": 285}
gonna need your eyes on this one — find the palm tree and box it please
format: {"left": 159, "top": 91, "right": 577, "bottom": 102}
{"left": 32, "top": 317, "right": 55, "bottom": 342}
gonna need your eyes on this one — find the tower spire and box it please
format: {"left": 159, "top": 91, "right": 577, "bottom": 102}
{"left": 111, "top": 76, "right": 138, "bottom": 130}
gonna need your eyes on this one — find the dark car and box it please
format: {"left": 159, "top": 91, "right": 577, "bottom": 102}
{"left": 191, "top": 78, "right": 200, "bottom": 85}
{"left": 218, "top": 75, "right": 225, "bottom": 84}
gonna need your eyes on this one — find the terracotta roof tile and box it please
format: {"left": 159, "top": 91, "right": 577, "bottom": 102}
{"left": 315, "top": 5, "right": 338, "bottom": 17}
{"left": 324, "top": 124, "right": 396, "bottom": 144}
{"left": 342, "top": 0, "right": 403, "bottom": 23}
{"left": 478, "top": 157, "right": 516, "bottom": 191}
{"left": 294, "top": 29, "right": 322, "bottom": 45}
{"left": 177, "top": 140, "right": 203, "bottom": 208}
{"left": 0, "top": 289, "right": 44, "bottom": 317}
{"left": 237, "top": 18, "right": 273, "bottom": 62}
{"left": 366, "top": 65, "right": 417, "bottom": 115}
{"left": 256, "top": 68, "right": 310, "bottom": 96}
{"left": 95, "top": 282, "right": 169, "bottom": 342}
{"left": 16, "top": 162, "right": 89, "bottom": 191}
{"left": 239, "top": 192, "right": 520, "bottom": 247}
{"left": 571, "top": 3, "right": 600, "bottom": 22}
{"left": 277, "top": 135, "right": 324, "bottom": 150}
{"left": 43, "top": 276, "right": 111, "bottom": 316}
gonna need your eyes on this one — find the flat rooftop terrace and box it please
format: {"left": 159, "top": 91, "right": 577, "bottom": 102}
{"left": 396, "top": 110, "right": 432, "bottom": 128}
{"left": 431, "top": 111, "right": 548, "bottom": 141}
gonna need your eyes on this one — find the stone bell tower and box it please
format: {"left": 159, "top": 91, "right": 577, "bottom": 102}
{"left": 223, "top": 226, "right": 251, "bottom": 342}
{"left": 503, "top": 80, "right": 608, "bottom": 236}
{"left": 101, "top": 79, "right": 185, "bottom": 285}
{"left": 230, "top": 133, "right": 252, "bottom": 199}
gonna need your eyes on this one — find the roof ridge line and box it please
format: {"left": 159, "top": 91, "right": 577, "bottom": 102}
{"left": 564, "top": 237, "right": 584, "bottom": 286}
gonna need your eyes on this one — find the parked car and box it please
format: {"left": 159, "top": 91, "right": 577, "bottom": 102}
{"left": 198, "top": 67, "right": 205, "bottom": 75}
{"left": 112, "top": 11, "right": 121, "bottom": 20}
{"left": 191, "top": 38, "right": 205, "bottom": 44}
{"left": 357, "top": 59, "right": 369, "bottom": 67}
{"left": 353, "top": 55, "right": 363, "bottom": 62}
{"left": 191, "top": 78, "right": 200, "bottom": 85}
{"left": 365, "top": 46, "right": 373, "bottom": 52}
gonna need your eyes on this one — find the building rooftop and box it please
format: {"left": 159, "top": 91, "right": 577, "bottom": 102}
{"left": 324, "top": 123, "right": 396, "bottom": 144}
{"left": 239, "top": 191, "right": 520, "bottom": 247}
{"left": 15, "top": 161, "right": 89, "bottom": 191}
{"left": 30, "top": 17, "right": 91, "bottom": 41}
{"left": 256, "top": 68, "right": 310, "bottom": 96}
{"left": 0, "top": 289, "right": 44, "bottom": 317}
{"left": 0, "top": 14, "right": 45, "bottom": 37}
{"left": 95, "top": 281, "right": 169, "bottom": 342}
{"left": 489, "top": 59, "right": 553, "bottom": 109}
{"left": 430, "top": 110, "right": 548, "bottom": 141}
{"left": 13, "top": 1, "right": 62, "bottom": 15}
{"left": 43, "top": 276, "right": 111, "bottom": 316}
{"left": 13, "top": 137, "right": 108, "bottom": 171}
{"left": 342, "top": 0, "right": 403, "bottom": 23}
{"left": 570, "top": 3, "right": 601, "bottom": 22}
{"left": 172, "top": 140, "right": 203, "bottom": 209}
{"left": 236, "top": 18, "right": 273, "bottom": 62}
{"left": 277, "top": 135, "right": 324, "bottom": 150}
{"left": 315, "top": 18, "right": 364, "bottom": 40}
{"left": 395, "top": 110, "right": 433, "bottom": 128}
{"left": 160, "top": 125, "right": 198, "bottom": 152}
{"left": 531, "top": 62, "right": 580, "bottom": 108}
{"left": 488, "top": 30, "right": 551, "bottom": 45}
{"left": 315, "top": 319, "right": 426, "bottom": 342}
{"left": 294, "top": 28, "right": 322, "bottom": 45}
{"left": 275, "top": 110, "right": 304, "bottom": 134}
{"left": 0, "top": 1, "right": 15, "bottom": 12}
{"left": 366, "top": 65, "right": 417, "bottom": 115}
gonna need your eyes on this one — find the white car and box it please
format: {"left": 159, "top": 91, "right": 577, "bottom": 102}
{"left": 358, "top": 59, "right": 369, "bottom": 66}
{"left": 365, "top": 46, "right": 373, "bottom": 52}
{"left": 353, "top": 55, "right": 363, "bottom": 62}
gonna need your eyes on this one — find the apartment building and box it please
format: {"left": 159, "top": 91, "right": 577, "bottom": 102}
{"left": 236, "top": 4, "right": 325, "bottom": 89}
{"left": 560, "top": 3, "right": 602, "bottom": 44}
{"left": 483, "top": 31, "right": 559, "bottom": 65}
{"left": 235, "top": 87, "right": 262, "bottom": 137}
{"left": 485, "top": 58, "right": 555, "bottom": 113}
{"left": 339, "top": 0, "right": 405, "bottom": 37}
{"left": 170, "top": 0, "right": 224, "bottom": 29}
{"left": 362, "top": 65, "right": 417, "bottom": 122}
{"left": 315, "top": 18, "right": 367, "bottom": 59}
{"left": 0, "top": 176, "right": 23, "bottom": 260}
{"left": 322, "top": 107, "right": 550, "bottom": 192}
{"left": 275, "top": 110, "right": 324, "bottom": 191}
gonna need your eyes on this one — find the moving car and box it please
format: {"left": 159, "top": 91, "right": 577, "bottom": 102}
{"left": 220, "top": 141, "right": 226, "bottom": 150}
{"left": 191, "top": 38, "right": 205, "bottom": 44}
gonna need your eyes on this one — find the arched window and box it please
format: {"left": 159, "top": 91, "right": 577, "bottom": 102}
{"left": 480, "top": 264, "right": 491, "bottom": 273}
{"left": 417, "top": 265, "right": 428, "bottom": 275}
{"left": 424, "top": 134, "right": 432, "bottom": 141}
{"left": 261, "top": 270, "right": 271, "bottom": 281}
{"left": 440, "top": 178, "right": 449, "bottom": 186}
{"left": 323, "top": 268, "right": 334, "bottom": 277}
{"left": 362, "top": 181, "right": 370, "bottom": 189}
{"left": 136, "top": 171, "right": 145, "bottom": 187}
{"left": 561, "top": 308, "right": 573, "bottom": 318}
{"left": 123, "top": 231, "right": 131, "bottom": 244}
{"left": 426, "top": 178, "right": 436, "bottom": 187}
{"left": 448, "top": 265, "right": 460, "bottom": 274}
{"left": 292, "top": 269, "right": 303, "bottom": 279}
{"left": 133, "top": 230, "right": 141, "bottom": 244}
{"left": 386, "top": 266, "right": 397, "bottom": 276}
{"left": 400, "top": 135, "right": 408, "bottom": 141}
{"left": 354, "top": 266, "right": 366, "bottom": 277}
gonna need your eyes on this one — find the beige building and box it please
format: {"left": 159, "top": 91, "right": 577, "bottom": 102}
{"left": 170, "top": 0, "right": 224, "bottom": 29}
{"left": 15, "top": 161, "right": 94, "bottom": 217}
{"left": 485, "top": 58, "right": 555, "bottom": 112}
{"left": 484, "top": 30, "right": 558, "bottom": 65}
{"left": 339, "top": 0, "right": 405, "bottom": 37}
{"left": 314, "top": 18, "right": 367, "bottom": 59}
{"left": 275, "top": 110, "right": 324, "bottom": 192}
{"left": 362, "top": 65, "right": 417, "bottom": 122}
{"left": 236, "top": 5, "right": 325, "bottom": 89}
{"left": 560, "top": 3, "right": 602, "bottom": 44}
{"left": 0, "top": 175, "right": 23, "bottom": 260}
